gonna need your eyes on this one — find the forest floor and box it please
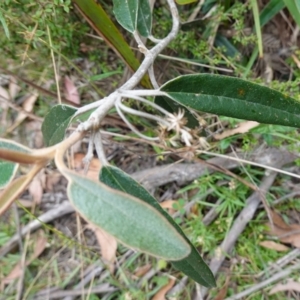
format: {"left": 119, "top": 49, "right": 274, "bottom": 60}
{"left": 1, "top": 1, "right": 300, "bottom": 299}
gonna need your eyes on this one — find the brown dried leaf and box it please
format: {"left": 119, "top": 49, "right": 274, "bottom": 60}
{"left": 87, "top": 224, "right": 117, "bottom": 267}
{"left": 45, "top": 171, "right": 61, "bottom": 192}
{"left": 0, "top": 86, "right": 9, "bottom": 102}
{"left": 28, "top": 170, "right": 46, "bottom": 204}
{"left": 269, "top": 279, "right": 300, "bottom": 294}
{"left": 133, "top": 264, "right": 152, "bottom": 277}
{"left": 25, "top": 121, "right": 44, "bottom": 148}
{"left": 0, "top": 230, "right": 47, "bottom": 290}
{"left": 267, "top": 210, "right": 300, "bottom": 248}
{"left": 259, "top": 240, "right": 289, "bottom": 252}
{"left": 160, "top": 200, "right": 177, "bottom": 209}
{"left": 8, "top": 76, "right": 20, "bottom": 99}
{"left": 17, "top": 199, "right": 33, "bottom": 208}
{"left": 0, "top": 86, "right": 9, "bottom": 126}
{"left": 270, "top": 210, "right": 290, "bottom": 230}
{"left": 7, "top": 93, "right": 38, "bottom": 132}
{"left": 64, "top": 76, "right": 80, "bottom": 105}
{"left": 214, "top": 121, "right": 259, "bottom": 140}
{"left": 152, "top": 277, "right": 176, "bottom": 300}
{"left": 72, "top": 153, "right": 101, "bottom": 181}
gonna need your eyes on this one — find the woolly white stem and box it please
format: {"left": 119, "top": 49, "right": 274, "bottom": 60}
{"left": 77, "top": 0, "right": 180, "bottom": 132}
{"left": 115, "top": 100, "right": 160, "bottom": 141}
{"left": 118, "top": 93, "right": 173, "bottom": 118}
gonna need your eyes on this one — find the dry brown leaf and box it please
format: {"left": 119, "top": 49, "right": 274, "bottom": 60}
{"left": 25, "top": 120, "right": 44, "bottom": 148}
{"left": 160, "top": 200, "right": 177, "bottom": 214}
{"left": 259, "top": 240, "right": 289, "bottom": 252}
{"left": 152, "top": 277, "right": 176, "bottom": 300}
{"left": 17, "top": 199, "right": 34, "bottom": 208}
{"left": 0, "top": 85, "right": 9, "bottom": 101}
{"left": 214, "top": 121, "right": 259, "bottom": 140}
{"left": 214, "top": 275, "right": 230, "bottom": 300}
{"left": 0, "top": 230, "right": 47, "bottom": 290}
{"left": 269, "top": 279, "right": 300, "bottom": 294}
{"left": 87, "top": 224, "right": 117, "bottom": 270}
{"left": 133, "top": 264, "right": 152, "bottom": 277}
{"left": 72, "top": 153, "right": 101, "bottom": 181}
{"left": 28, "top": 170, "right": 46, "bottom": 204}
{"left": 0, "top": 86, "right": 9, "bottom": 126}
{"left": 267, "top": 210, "right": 300, "bottom": 248}
{"left": 64, "top": 76, "right": 80, "bottom": 105}
{"left": 45, "top": 171, "right": 62, "bottom": 192}
{"left": 270, "top": 210, "right": 290, "bottom": 230}
{"left": 8, "top": 76, "right": 20, "bottom": 99}
{"left": 160, "top": 200, "right": 177, "bottom": 209}
{"left": 7, "top": 93, "right": 38, "bottom": 132}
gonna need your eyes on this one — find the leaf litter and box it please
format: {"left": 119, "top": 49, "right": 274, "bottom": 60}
{"left": 267, "top": 210, "right": 300, "bottom": 249}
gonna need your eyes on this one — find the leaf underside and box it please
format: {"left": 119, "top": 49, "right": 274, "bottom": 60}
{"left": 65, "top": 170, "right": 191, "bottom": 261}
{"left": 99, "top": 166, "right": 216, "bottom": 287}
{"left": 0, "top": 139, "right": 31, "bottom": 188}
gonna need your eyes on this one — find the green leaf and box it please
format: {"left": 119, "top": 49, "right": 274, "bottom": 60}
{"left": 0, "top": 161, "right": 17, "bottom": 189}
{"left": 113, "top": 0, "right": 139, "bottom": 33}
{"left": 215, "top": 34, "right": 240, "bottom": 58}
{"left": 72, "top": 0, "right": 152, "bottom": 89}
{"left": 0, "top": 140, "right": 31, "bottom": 189}
{"left": 113, "top": 0, "right": 151, "bottom": 37}
{"left": 158, "top": 74, "right": 300, "bottom": 128}
{"left": 260, "top": 0, "right": 285, "bottom": 27}
{"left": 283, "top": 0, "right": 300, "bottom": 28}
{"left": 65, "top": 170, "right": 191, "bottom": 261}
{"left": 176, "top": 0, "right": 197, "bottom": 4}
{"left": 42, "top": 105, "right": 77, "bottom": 146}
{"left": 137, "top": 0, "right": 152, "bottom": 37}
{"left": 99, "top": 166, "right": 216, "bottom": 287}
{"left": 89, "top": 71, "right": 123, "bottom": 81}
{"left": 0, "top": 9, "right": 10, "bottom": 39}
{"left": 251, "top": 0, "right": 263, "bottom": 58}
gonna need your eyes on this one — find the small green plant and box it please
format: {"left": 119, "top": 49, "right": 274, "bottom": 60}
{"left": 1, "top": 0, "right": 300, "bottom": 289}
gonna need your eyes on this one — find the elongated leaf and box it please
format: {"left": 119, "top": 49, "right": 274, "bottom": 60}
{"left": 137, "top": 0, "right": 152, "bottom": 37}
{"left": 251, "top": 0, "right": 263, "bottom": 58}
{"left": 113, "top": 0, "right": 138, "bottom": 33}
{"left": 176, "top": 0, "right": 197, "bottom": 4}
{"left": 99, "top": 166, "right": 216, "bottom": 287}
{"left": 158, "top": 74, "right": 300, "bottom": 128}
{"left": 64, "top": 170, "right": 191, "bottom": 261}
{"left": 89, "top": 71, "right": 123, "bottom": 81}
{"left": 284, "top": 0, "right": 300, "bottom": 28}
{"left": 260, "top": 0, "right": 285, "bottom": 27}
{"left": 0, "top": 140, "right": 31, "bottom": 189}
{"left": 72, "top": 0, "right": 152, "bottom": 88}
{"left": 42, "top": 105, "right": 77, "bottom": 146}
{"left": 0, "top": 9, "right": 10, "bottom": 39}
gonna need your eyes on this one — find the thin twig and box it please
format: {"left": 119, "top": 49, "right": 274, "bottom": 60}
{"left": 224, "top": 262, "right": 300, "bottom": 300}
{"left": 198, "top": 150, "right": 300, "bottom": 180}
{"left": 13, "top": 204, "right": 24, "bottom": 300}
{"left": 47, "top": 25, "right": 61, "bottom": 104}
{"left": 257, "top": 248, "right": 300, "bottom": 279}
{"left": 200, "top": 149, "right": 296, "bottom": 298}
{"left": 0, "top": 201, "right": 74, "bottom": 258}
{"left": 33, "top": 284, "right": 118, "bottom": 300}
{"left": 201, "top": 171, "right": 278, "bottom": 298}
